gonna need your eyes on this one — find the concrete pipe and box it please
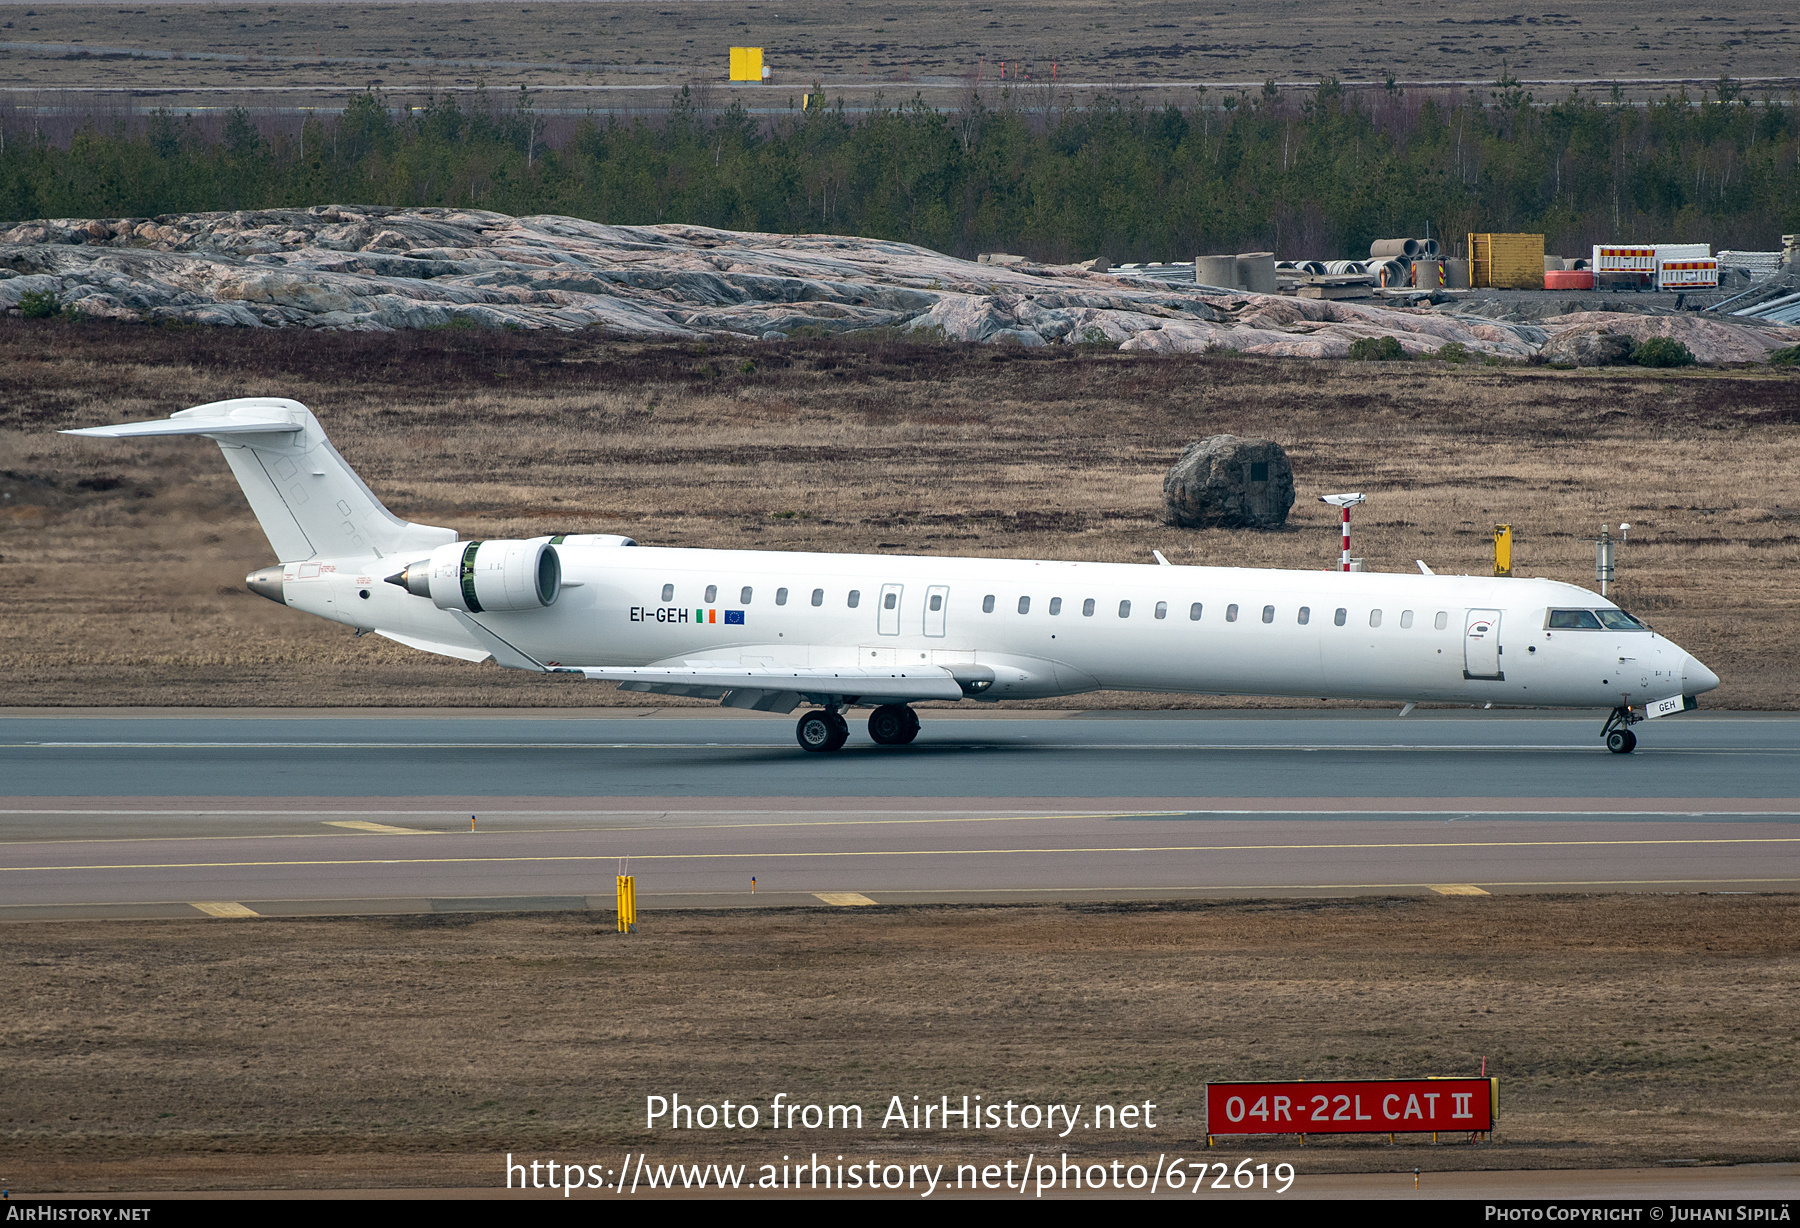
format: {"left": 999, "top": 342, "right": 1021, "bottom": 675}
{"left": 1236, "top": 252, "right": 1278, "bottom": 294}
{"left": 1411, "top": 259, "right": 1445, "bottom": 289}
{"left": 1419, "top": 237, "right": 1441, "bottom": 258}
{"left": 1369, "top": 238, "right": 1421, "bottom": 259}
{"left": 1297, "top": 260, "right": 1329, "bottom": 275}
{"left": 1372, "top": 258, "right": 1410, "bottom": 288}
{"left": 1194, "top": 254, "right": 1239, "bottom": 290}
{"left": 1325, "top": 260, "right": 1366, "bottom": 276}
{"left": 1444, "top": 257, "right": 1471, "bottom": 289}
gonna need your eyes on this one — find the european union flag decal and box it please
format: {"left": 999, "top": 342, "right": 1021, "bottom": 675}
{"left": 724, "top": 610, "right": 746, "bottom": 625}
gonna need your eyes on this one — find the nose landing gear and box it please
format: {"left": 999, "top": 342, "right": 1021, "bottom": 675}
{"left": 796, "top": 707, "right": 850, "bottom": 753}
{"left": 867, "top": 704, "right": 921, "bottom": 746}
{"left": 1601, "top": 706, "right": 1640, "bottom": 754}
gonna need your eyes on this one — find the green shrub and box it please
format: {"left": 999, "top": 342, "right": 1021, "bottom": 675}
{"left": 1768, "top": 345, "right": 1800, "bottom": 367}
{"left": 1633, "top": 336, "right": 1695, "bottom": 368}
{"left": 18, "top": 289, "right": 60, "bottom": 319}
{"left": 1433, "top": 341, "right": 1472, "bottom": 363}
{"left": 1348, "top": 335, "right": 1407, "bottom": 361}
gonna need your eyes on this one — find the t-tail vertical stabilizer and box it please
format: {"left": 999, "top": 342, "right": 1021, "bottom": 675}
{"left": 62, "top": 398, "right": 456, "bottom": 562}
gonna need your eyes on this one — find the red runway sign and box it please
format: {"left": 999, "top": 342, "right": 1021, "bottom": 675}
{"left": 1205, "top": 1079, "right": 1496, "bottom": 1135}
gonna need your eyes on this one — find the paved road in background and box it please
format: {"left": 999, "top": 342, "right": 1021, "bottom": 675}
{"left": 3, "top": 712, "right": 1794, "bottom": 919}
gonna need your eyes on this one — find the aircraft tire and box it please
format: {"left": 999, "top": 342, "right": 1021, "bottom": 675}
{"left": 867, "top": 704, "right": 919, "bottom": 746}
{"left": 797, "top": 710, "right": 850, "bottom": 753}
{"left": 1605, "top": 728, "right": 1637, "bottom": 754}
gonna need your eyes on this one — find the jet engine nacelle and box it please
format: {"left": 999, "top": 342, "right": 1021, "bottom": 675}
{"left": 389, "top": 540, "right": 561, "bottom": 613}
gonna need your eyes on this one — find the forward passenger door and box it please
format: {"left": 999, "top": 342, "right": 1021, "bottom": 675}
{"left": 1464, "top": 609, "right": 1503, "bottom": 680}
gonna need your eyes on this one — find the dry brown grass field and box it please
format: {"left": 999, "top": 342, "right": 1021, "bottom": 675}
{"left": 2, "top": 320, "right": 1798, "bottom": 709}
{"left": 5, "top": 895, "right": 1798, "bottom": 1190}
{"left": 2, "top": 0, "right": 1794, "bottom": 113}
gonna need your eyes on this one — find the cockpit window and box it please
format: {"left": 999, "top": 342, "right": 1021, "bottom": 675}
{"left": 1596, "top": 609, "right": 1648, "bottom": 631}
{"left": 1547, "top": 610, "right": 1604, "bottom": 630}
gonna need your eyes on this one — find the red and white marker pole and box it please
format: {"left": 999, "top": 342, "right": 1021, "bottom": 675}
{"left": 1319, "top": 493, "right": 1367, "bottom": 571}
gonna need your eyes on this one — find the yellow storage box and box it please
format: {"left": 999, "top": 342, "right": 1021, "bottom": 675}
{"left": 1468, "top": 233, "right": 1546, "bottom": 290}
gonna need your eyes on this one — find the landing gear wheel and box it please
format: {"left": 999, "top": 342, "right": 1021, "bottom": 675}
{"left": 796, "top": 709, "right": 850, "bottom": 753}
{"left": 1606, "top": 728, "right": 1637, "bottom": 755}
{"left": 867, "top": 704, "right": 921, "bottom": 746}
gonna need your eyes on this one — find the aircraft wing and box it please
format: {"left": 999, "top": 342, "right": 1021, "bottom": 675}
{"left": 563, "top": 664, "right": 967, "bottom": 712}
{"left": 438, "top": 613, "right": 967, "bottom": 711}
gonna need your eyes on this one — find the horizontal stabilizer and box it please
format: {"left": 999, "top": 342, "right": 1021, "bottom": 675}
{"left": 63, "top": 417, "right": 301, "bottom": 439}
{"left": 562, "top": 664, "right": 966, "bottom": 703}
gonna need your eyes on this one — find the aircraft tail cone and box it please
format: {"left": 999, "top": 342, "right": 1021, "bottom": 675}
{"left": 245, "top": 566, "right": 286, "bottom": 606}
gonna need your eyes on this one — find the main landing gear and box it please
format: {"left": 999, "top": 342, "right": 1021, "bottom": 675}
{"left": 794, "top": 704, "right": 922, "bottom": 752}
{"left": 867, "top": 704, "right": 921, "bottom": 746}
{"left": 1601, "top": 705, "right": 1640, "bottom": 754}
{"left": 795, "top": 708, "right": 850, "bottom": 753}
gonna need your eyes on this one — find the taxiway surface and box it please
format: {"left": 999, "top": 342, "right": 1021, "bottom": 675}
{"left": 3, "top": 711, "right": 1795, "bottom": 919}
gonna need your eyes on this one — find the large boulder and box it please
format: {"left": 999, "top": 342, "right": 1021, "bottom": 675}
{"left": 1540, "top": 324, "right": 1635, "bottom": 367}
{"left": 1164, "top": 435, "right": 1296, "bottom": 529}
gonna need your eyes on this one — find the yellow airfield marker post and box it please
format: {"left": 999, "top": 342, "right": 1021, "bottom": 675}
{"left": 1494, "top": 524, "right": 1513, "bottom": 577}
{"left": 616, "top": 875, "right": 637, "bottom": 933}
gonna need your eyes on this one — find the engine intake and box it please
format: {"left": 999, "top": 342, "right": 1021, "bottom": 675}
{"left": 386, "top": 540, "right": 561, "bottom": 613}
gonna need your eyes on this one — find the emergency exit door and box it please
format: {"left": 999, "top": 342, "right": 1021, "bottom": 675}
{"left": 877, "top": 583, "right": 903, "bottom": 636}
{"left": 1463, "top": 609, "right": 1504, "bottom": 680}
{"left": 924, "top": 585, "right": 949, "bottom": 637}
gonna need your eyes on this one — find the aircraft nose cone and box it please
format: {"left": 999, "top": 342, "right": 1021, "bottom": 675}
{"left": 1684, "top": 655, "right": 1721, "bottom": 695}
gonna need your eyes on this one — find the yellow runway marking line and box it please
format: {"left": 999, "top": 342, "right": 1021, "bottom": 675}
{"left": 814, "top": 892, "right": 878, "bottom": 906}
{"left": 189, "top": 901, "right": 258, "bottom": 917}
{"left": 1431, "top": 884, "right": 1491, "bottom": 896}
{"left": 324, "top": 820, "right": 431, "bottom": 835}
{"left": 9, "top": 834, "right": 1800, "bottom": 874}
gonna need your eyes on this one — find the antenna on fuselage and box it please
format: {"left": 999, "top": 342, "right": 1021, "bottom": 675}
{"left": 1319, "top": 493, "right": 1366, "bottom": 572}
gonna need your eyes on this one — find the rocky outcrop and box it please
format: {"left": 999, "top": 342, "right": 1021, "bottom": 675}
{"left": 1540, "top": 325, "right": 1638, "bottom": 367}
{"left": 1164, "top": 436, "right": 1296, "bottom": 529}
{"left": 4, "top": 207, "right": 1797, "bottom": 361}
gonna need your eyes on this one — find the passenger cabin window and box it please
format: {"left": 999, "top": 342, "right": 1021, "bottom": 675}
{"left": 929, "top": 594, "right": 943, "bottom": 612}
{"left": 1155, "top": 601, "right": 1168, "bottom": 620}
{"left": 1297, "top": 606, "right": 1310, "bottom": 625}
{"left": 1369, "top": 609, "right": 1383, "bottom": 628}
{"left": 1226, "top": 604, "right": 1239, "bottom": 622}
{"left": 1049, "top": 597, "right": 1062, "bottom": 615}
{"left": 1119, "top": 600, "right": 1132, "bottom": 618}
{"left": 847, "top": 590, "right": 861, "bottom": 609}
{"left": 704, "top": 584, "right": 718, "bottom": 603}
{"left": 1262, "top": 605, "right": 1275, "bottom": 624}
{"left": 1548, "top": 609, "right": 1604, "bottom": 630}
{"left": 1334, "top": 608, "right": 1347, "bottom": 626}
{"left": 661, "top": 583, "right": 674, "bottom": 602}
{"left": 741, "top": 586, "right": 753, "bottom": 604}
{"left": 982, "top": 594, "right": 996, "bottom": 614}
{"left": 1597, "top": 609, "right": 1648, "bottom": 630}
{"left": 1082, "top": 598, "right": 1095, "bottom": 617}
{"left": 1018, "top": 596, "right": 1031, "bottom": 614}
{"left": 1400, "top": 609, "right": 1414, "bottom": 628}
{"left": 811, "top": 588, "right": 824, "bottom": 607}
{"left": 1189, "top": 603, "right": 1203, "bottom": 621}
{"left": 776, "top": 588, "right": 788, "bottom": 606}
{"left": 1434, "top": 610, "right": 1448, "bottom": 630}
{"left": 884, "top": 592, "right": 898, "bottom": 610}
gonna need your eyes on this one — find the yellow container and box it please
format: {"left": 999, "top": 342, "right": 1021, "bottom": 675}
{"left": 729, "top": 47, "right": 764, "bottom": 82}
{"left": 1468, "top": 233, "right": 1545, "bottom": 290}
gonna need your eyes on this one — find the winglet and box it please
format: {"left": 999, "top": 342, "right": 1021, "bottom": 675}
{"left": 1152, "top": 550, "right": 1172, "bottom": 566}
{"left": 1416, "top": 560, "right": 1435, "bottom": 576}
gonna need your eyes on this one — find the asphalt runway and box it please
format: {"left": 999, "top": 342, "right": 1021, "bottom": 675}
{"left": 2, "top": 711, "right": 1795, "bottom": 919}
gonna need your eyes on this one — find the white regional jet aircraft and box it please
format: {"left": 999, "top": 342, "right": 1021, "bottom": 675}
{"left": 69, "top": 397, "right": 1719, "bottom": 754}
